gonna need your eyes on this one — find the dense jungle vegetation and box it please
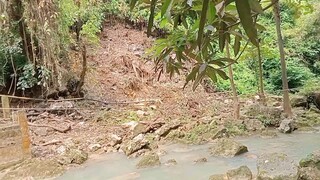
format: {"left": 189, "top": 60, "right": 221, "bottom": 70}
{"left": 0, "top": 0, "right": 319, "bottom": 104}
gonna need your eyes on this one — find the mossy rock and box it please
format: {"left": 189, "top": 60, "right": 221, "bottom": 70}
{"left": 226, "top": 166, "right": 253, "bottom": 180}
{"left": 299, "top": 150, "right": 320, "bottom": 170}
{"left": 136, "top": 153, "right": 161, "bottom": 169}
{"left": 209, "top": 138, "right": 248, "bottom": 157}
{"left": 245, "top": 105, "right": 282, "bottom": 127}
{"left": 58, "top": 149, "right": 88, "bottom": 165}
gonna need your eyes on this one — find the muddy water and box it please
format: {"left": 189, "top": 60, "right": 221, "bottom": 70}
{"left": 58, "top": 131, "right": 320, "bottom": 180}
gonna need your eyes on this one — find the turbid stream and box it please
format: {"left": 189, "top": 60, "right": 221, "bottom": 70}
{"left": 58, "top": 130, "right": 320, "bottom": 180}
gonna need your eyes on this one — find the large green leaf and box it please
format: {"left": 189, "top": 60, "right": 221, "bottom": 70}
{"left": 147, "top": 0, "right": 157, "bottom": 37}
{"left": 207, "top": 1, "right": 216, "bottom": 24}
{"left": 206, "top": 67, "right": 217, "bottom": 82}
{"left": 184, "top": 65, "right": 200, "bottom": 89}
{"left": 193, "top": 70, "right": 205, "bottom": 91}
{"left": 233, "top": 30, "right": 242, "bottom": 56}
{"left": 161, "top": 0, "right": 173, "bottom": 17}
{"left": 219, "top": 22, "right": 227, "bottom": 52}
{"left": 198, "top": 0, "right": 209, "bottom": 49}
{"left": 235, "top": 0, "right": 258, "bottom": 46}
{"left": 216, "top": 69, "right": 229, "bottom": 80}
{"left": 248, "top": 0, "right": 264, "bottom": 14}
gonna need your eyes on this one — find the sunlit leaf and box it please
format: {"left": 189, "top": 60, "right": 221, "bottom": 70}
{"left": 235, "top": 0, "right": 258, "bottom": 46}
{"left": 207, "top": 1, "right": 216, "bottom": 24}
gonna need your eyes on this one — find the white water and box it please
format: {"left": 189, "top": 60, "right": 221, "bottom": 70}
{"left": 58, "top": 131, "right": 320, "bottom": 180}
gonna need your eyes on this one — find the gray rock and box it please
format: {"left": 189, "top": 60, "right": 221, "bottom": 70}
{"left": 108, "top": 133, "right": 122, "bottom": 147}
{"left": 136, "top": 153, "right": 161, "bottom": 169}
{"left": 164, "top": 159, "right": 177, "bottom": 166}
{"left": 257, "top": 153, "right": 298, "bottom": 180}
{"left": 58, "top": 149, "right": 88, "bottom": 165}
{"left": 298, "top": 167, "right": 320, "bottom": 180}
{"left": 88, "top": 144, "right": 101, "bottom": 152}
{"left": 209, "top": 138, "right": 248, "bottom": 157}
{"left": 226, "top": 166, "right": 253, "bottom": 180}
{"left": 299, "top": 150, "right": 320, "bottom": 170}
{"left": 155, "top": 121, "right": 181, "bottom": 137}
{"left": 278, "top": 119, "right": 296, "bottom": 133}
{"left": 121, "top": 134, "right": 149, "bottom": 156}
{"left": 243, "top": 119, "right": 265, "bottom": 131}
{"left": 194, "top": 157, "right": 208, "bottom": 164}
{"left": 132, "top": 123, "right": 149, "bottom": 136}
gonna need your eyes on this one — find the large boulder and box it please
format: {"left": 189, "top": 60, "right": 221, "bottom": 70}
{"left": 278, "top": 119, "right": 296, "bottom": 133}
{"left": 121, "top": 134, "right": 149, "bottom": 156}
{"left": 243, "top": 119, "right": 265, "bottom": 131}
{"left": 245, "top": 105, "right": 282, "bottom": 126}
{"left": 136, "top": 153, "right": 161, "bottom": 169}
{"left": 291, "top": 96, "right": 308, "bottom": 108}
{"left": 298, "top": 167, "right": 320, "bottom": 180}
{"left": 209, "top": 138, "right": 248, "bottom": 157}
{"left": 226, "top": 166, "right": 253, "bottom": 180}
{"left": 299, "top": 150, "right": 320, "bottom": 170}
{"left": 257, "top": 153, "right": 298, "bottom": 180}
{"left": 58, "top": 149, "right": 88, "bottom": 165}
{"left": 155, "top": 121, "right": 181, "bottom": 137}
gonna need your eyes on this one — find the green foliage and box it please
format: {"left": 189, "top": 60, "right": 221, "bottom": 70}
{"left": 0, "top": 23, "right": 25, "bottom": 86}
{"left": 17, "top": 64, "right": 51, "bottom": 91}
{"left": 57, "top": 0, "right": 107, "bottom": 44}
{"left": 106, "top": 0, "right": 149, "bottom": 23}
{"left": 263, "top": 58, "right": 314, "bottom": 93}
{"left": 132, "top": 0, "right": 265, "bottom": 90}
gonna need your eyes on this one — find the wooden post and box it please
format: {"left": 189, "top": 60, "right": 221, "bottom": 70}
{"left": 1, "top": 95, "right": 11, "bottom": 118}
{"left": 14, "top": 111, "right": 31, "bottom": 158}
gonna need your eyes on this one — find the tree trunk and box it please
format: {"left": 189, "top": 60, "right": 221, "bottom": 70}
{"left": 226, "top": 41, "right": 240, "bottom": 120}
{"left": 273, "top": 0, "right": 293, "bottom": 117}
{"left": 257, "top": 42, "right": 266, "bottom": 105}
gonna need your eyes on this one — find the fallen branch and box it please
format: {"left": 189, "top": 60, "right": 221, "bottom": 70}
{"left": 28, "top": 122, "right": 71, "bottom": 133}
{"left": 40, "top": 139, "right": 62, "bottom": 146}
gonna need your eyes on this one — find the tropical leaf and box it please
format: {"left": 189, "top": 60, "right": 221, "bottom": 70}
{"left": 235, "top": 0, "right": 258, "bottom": 46}
{"left": 147, "top": 0, "right": 157, "bottom": 37}
{"left": 206, "top": 67, "right": 217, "bottom": 82}
{"left": 216, "top": 69, "right": 229, "bottom": 80}
{"left": 219, "top": 22, "right": 227, "bottom": 52}
{"left": 198, "top": 0, "right": 209, "bottom": 49}
{"left": 184, "top": 65, "right": 200, "bottom": 88}
{"left": 161, "top": 0, "right": 173, "bottom": 18}
{"left": 248, "top": 0, "right": 264, "bottom": 14}
{"left": 234, "top": 30, "right": 242, "bottom": 56}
